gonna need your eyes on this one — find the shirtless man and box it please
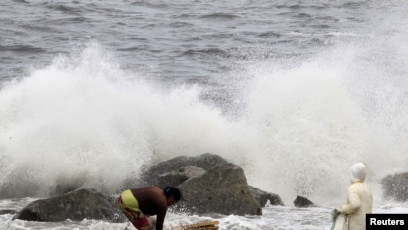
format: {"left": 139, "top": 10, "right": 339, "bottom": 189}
{"left": 118, "top": 186, "right": 182, "bottom": 230}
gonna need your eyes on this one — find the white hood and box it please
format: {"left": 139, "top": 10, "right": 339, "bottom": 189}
{"left": 349, "top": 163, "right": 366, "bottom": 183}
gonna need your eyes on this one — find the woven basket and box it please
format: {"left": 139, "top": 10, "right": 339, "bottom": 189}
{"left": 171, "top": 220, "right": 219, "bottom": 230}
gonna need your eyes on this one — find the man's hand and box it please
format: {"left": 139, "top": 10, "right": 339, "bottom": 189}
{"left": 331, "top": 208, "right": 341, "bottom": 221}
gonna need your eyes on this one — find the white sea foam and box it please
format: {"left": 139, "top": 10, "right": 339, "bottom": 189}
{"left": 1, "top": 33, "right": 408, "bottom": 207}
{"left": 0, "top": 42, "right": 242, "bottom": 197}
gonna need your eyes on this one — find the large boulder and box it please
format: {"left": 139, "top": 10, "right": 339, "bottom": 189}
{"left": 13, "top": 187, "right": 124, "bottom": 222}
{"left": 138, "top": 153, "right": 228, "bottom": 186}
{"left": 137, "top": 153, "right": 287, "bottom": 216}
{"left": 175, "top": 163, "right": 262, "bottom": 216}
{"left": 382, "top": 172, "right": 408, "bottom": 201}
{"left": 156, "top": 166, "right": 206, "bottom": 189}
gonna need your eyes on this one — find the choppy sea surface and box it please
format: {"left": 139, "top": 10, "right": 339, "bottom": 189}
{"left": 1, "top": 0, "right": 408, "bottom": 229}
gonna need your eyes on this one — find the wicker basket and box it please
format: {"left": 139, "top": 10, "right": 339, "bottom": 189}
{"left": 171, "top": 220, "right": 219, "bottom": 230}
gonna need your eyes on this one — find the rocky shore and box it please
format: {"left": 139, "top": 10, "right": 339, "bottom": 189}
{"left": 11, "top": 153, "right": 408, "bottom": 223}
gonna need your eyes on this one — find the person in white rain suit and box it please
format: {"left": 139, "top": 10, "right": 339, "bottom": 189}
{"left": 332, "top": 163, "right": 373, "bottom": 230}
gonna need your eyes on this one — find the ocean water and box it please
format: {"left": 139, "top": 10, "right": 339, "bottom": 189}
{"left": 1, "top": 0, "right": 408, "bottom": 229}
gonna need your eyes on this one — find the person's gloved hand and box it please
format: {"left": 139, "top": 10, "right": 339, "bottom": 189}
{"left": 331, "top": 208, "right": 341, "bottom": 221}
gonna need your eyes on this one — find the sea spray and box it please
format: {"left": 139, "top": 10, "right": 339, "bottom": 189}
{"left": 0, "top": 36, "right": 408, "bottom": 207}
{"left": 0, "top": 42, "right": 240, "bottom": 198}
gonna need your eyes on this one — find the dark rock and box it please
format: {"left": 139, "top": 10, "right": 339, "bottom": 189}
{"left": 156, "top": 166, "right": 206, "bottom": 189}
{"left": 382, "top": 172, "right": 408, "bottom": 201}
{"left": 249, "top": 186, "right": 285, "bottom": 207}
{"left": 175, "top": 163, "right": 262, "bottom": 216}
{"left": 139, "top": 153, "right": 228, "bottom": 186}
{"left": 13, "top": 187, "right": 125, "bottom": 222}
{"left": 293, "top": 195, "right": 315, "bottom": 208}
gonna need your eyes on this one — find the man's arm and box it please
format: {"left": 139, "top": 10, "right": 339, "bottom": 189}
{"left": 155, "top": 205, "right": 167, "bottom": 230}
{"left": 339, "top": 190, "right": 361, "bottom": 214}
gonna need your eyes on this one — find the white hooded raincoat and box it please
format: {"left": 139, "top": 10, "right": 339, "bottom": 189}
{"left": 339, "top": 163, "right": 373, "bottom": 230}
